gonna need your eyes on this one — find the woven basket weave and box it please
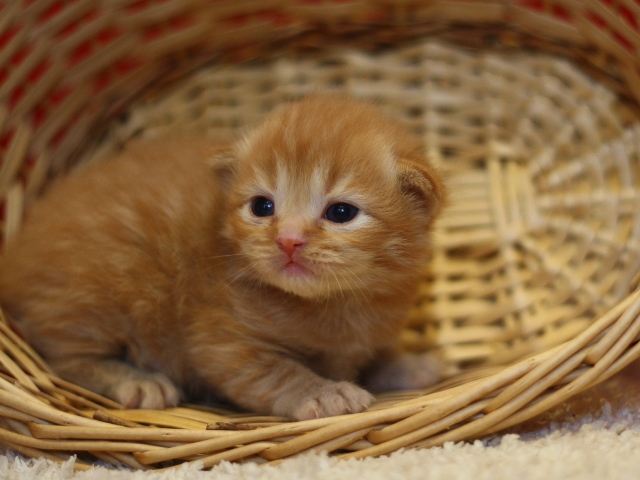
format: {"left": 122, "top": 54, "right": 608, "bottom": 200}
{"left": 2, "top": 0, "right": 640, "bottom": 471}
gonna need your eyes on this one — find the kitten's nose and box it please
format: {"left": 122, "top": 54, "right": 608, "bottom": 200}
{"left": 277, "top": 236, "right": 306, "bottom": 258}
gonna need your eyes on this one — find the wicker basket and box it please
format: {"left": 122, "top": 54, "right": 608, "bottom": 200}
{"left": 2, "top": 0, "right": 640, "bottom": 472}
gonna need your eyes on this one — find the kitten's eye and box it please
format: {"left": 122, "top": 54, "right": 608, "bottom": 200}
{"left": 251, "top": 196, "right": 275, "bottom": 217}
{"left": 325, "top": 203, "right": 359, "bottom": 224}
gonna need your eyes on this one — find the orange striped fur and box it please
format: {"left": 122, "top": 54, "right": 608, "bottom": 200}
{"left": 0, "top": 96, "right": 444, "bottom": 419}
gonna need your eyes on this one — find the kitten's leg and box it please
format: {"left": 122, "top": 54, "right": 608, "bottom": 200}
{"left": 193, "top": 346, "right": 374, "bottom": 420}
{"left": 48, "top": 357, "right": 181, "bottom": 409}
{"left": 364, "top": 350, "right": 441, "bottom": 392}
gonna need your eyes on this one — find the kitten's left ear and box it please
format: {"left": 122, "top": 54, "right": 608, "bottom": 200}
{"left": 397, "top": 158, "right": 446, "bottom": 222}
{"left": 207, "top": 145, "right": 237, "bottom": 189}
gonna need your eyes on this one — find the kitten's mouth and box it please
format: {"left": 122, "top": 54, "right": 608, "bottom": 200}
{"left": 282, "top": 260, "right": 313, "bottom": 278}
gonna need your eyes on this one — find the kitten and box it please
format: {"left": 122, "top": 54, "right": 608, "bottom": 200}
{"left": 0, "top": 95, "right": 445, "bottom": 420}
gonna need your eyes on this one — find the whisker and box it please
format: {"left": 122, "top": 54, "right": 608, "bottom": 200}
{"left": 228, "top": 263, "right": 257, "bottom": 283}
{"left": 343, "top": 266, "right": 373, "bottom": 297}
{"left": 195, "top": 253, "right": 246, "bottom": 263}
{"left": 340, "top": 266, "right": 379, "bottom": 321}
{"left": 337, "top": 270, "right": 358, "bottom": 300}
{"left": 182, "top": 253, "right": 248, "bottom": 283}
{"left": 331, "top": 271, "right": 347, "bottom": 303}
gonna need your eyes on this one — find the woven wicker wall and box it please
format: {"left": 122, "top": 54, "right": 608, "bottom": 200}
{"left": 1, "top": 0, "right": 640, "bottom": 471}
{"left": 2, "top": 1, "right": 640, "bottom": 227}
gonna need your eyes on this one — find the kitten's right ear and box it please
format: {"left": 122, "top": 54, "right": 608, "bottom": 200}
{"left": 397, "top": 157, "right": 446, "bottom": 223}
{"left": 208, "top": 145, "right": 237, "bottom": 189}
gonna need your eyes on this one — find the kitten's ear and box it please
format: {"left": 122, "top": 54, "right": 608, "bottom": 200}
{"left": 397, "top": 158, "right": 446, "bottom": 222}
{"left": 208, "top": 145, "right": 237, "bottom": 189}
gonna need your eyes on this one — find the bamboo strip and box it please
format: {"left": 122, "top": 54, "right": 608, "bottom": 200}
{"left": 133, "top": 416, "right": 350, "bottom": 465}
{"left": 3, "top": 183, "right": 23, "bottom": 251}
{"left": 96, "top": 410, "right": 210, "bottom": 429}
{"left": 24, "top": 151, "right": 52, "bottom": 201}
{"left": 0, "top": 389, "right": 114, "bottom": 428}
{"left": 0, "top": 328, "right": 54, "bottom": 386}
{"left": 339, "top": 399, "right": 491, "bottom": 460}
{"left": 0, "top": 348, "right": 38, "bottom": 391}
{"left": 9, "top": 61, "right": 64, "bottom": 130}
{"left": 363, "top": 347, "right": 557, "bottom": 445}
{"left": 260, "top": 358, "right": 545, "bottom": 461}
{"left": 183, "top": 442, "right": 275, "bottom": 471}
{"left": 0, "top": 404, "right": 44, "bottom": 424}
{"left": 585, "top": 294, "right": 640, "bottom": 363}
{"left": 485, "top": 290, "right": 640, "bottom": 412}
{"left": 406, "top": 351, "right": 602, "bottom": 450}
{"left": 21, "top": 383, "right": 93, "bottom": 419}
{"left": 0, "top": 1, "right": 22, "bottom": 36}
{"left": 30, "top": 84, "right": 92, "bottom": 155}
{"left": 0, "top": 374, "right": 45, "bottom": 406}
{"left": 5, "top": 418, "right": 34, "bottom": 437}
{"left": 306, "top": 427, "right": 372, "bottom": 456}
{"left": 340, "top": 438, "right": 376, "bottom": 453}
{"left": 0, "top": 439, "right": 93, "bottom": 472}
{"left": 0, "top": 426, "right": 161, "bottom": 453}
{"left": 484, "top": 311, "right": 640, "bottom": 435}
{"left": 29, "top": 424, "right": 237, "bottom": 442}
{"left": 64, "top": 35, "right": 135, "bottom": 86}
{"left": 31, "top": 0, "right": 97, "bottom": 41}
{"left": 213, "top": 414, "right": 288, "bottom": 423}
{"left": 87, "top": 451, "right": 129, "bottom": 469}
{"left": 369, "top": 358, "right": 586, "bottom": 459}
{"left": 93, "top": 410, "right": 146, "bottom": 428}
{"left": 104, "top": 451, "right": 152, "bottom": 471}
{"left": 160, "top": 407, "right": 229, "bottom": 425}
{"left": 31, "top": 378, "right": 107, "bottom": 412}
{"left": 46, "top": 375, "right": 123, "bottom": 410}
{"left": 487, "top": 337, "right": 640, "bottom": 434}
{"left": 0, "top": 122, "right": 31, "bottom": 198}
{"left": 258, "top": 399, "right": 454, "bottom": 461}
{"left": 0, "top": 319, "right": 53, "bottom": 376}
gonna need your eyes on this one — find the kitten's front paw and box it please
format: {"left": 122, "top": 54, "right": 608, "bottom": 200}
{"left": 366, "top": 352, "right": 441, "bottom": 392}
{"left": 109, "top": 372, "right": 181, "bottom": 409}
{"left": 290, "top": 381, "right": 374, "bottom": 421}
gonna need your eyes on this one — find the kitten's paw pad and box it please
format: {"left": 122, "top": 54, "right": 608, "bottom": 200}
{"left": 110, "top": 373, "right": 181, "bottom": 409}
{"left": 293, "top": 382, "right": 374, "bottom": 421}
{"left": 367, "top": 353, "right": 441, "bottom": 392}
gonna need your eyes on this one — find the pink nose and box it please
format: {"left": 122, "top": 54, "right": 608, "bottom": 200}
{"left": 277, "top": 236, "right": 305, "bottom": 257}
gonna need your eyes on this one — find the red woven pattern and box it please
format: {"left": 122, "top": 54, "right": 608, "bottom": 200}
{"left": 1, "top": 1, "right": 639, "bottom": 210}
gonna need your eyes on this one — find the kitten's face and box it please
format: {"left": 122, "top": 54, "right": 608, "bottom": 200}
{"left": 219, "top": 96, "right": 443, "bottom": 299}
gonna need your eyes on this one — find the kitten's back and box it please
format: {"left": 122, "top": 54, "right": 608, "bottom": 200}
{"left": 0, "top": 136, "right": 224, "bottom": 364}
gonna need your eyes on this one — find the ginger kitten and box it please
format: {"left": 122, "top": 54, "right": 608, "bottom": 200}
{"left": 0, "top": 95, "right": 445, "bottom": 420}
